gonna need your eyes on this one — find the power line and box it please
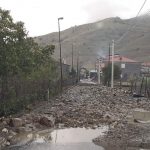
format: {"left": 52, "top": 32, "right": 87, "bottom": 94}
{"left": 116, "top": 0, "right": 148, "bottom": 44}
{"left": 110, "top": 0, "right": 148, "bottom": 89}
{"left": 136, "top": 0, "right": 147, "bottom": 17}
{"left": 128, "top": 9, "right": 150, "bottom": 30}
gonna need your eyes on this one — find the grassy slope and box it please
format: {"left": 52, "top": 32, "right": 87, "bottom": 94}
{"left": 34, "top": 16, "right": 150, "bottom": 70}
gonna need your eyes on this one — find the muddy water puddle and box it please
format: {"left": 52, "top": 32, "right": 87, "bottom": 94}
{"left": 6, "top": 127, "right": 107, "bottom": 150}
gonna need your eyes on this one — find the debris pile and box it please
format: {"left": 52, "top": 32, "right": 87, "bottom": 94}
{"left": 0, "top": 85, "right": 149, "bottom": 149}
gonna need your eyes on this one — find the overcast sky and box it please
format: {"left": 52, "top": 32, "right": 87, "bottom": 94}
{"left": 1, "top": 0, "right": 149, "bottom": 36}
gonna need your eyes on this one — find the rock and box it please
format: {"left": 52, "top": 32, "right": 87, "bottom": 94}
{"left": 16, "top": 127, "right": 26, "bottom": 133}
{"left": 0, "top": 117, "right": 5, "bottom": 122}
{"left": 111, "top": 121, "right": 118, "bottom": 128}
{"left": 26, "top": 124, "right": 36, "bottom": 129}
{"left": 7, "top": 136, "right": 13, "bottom": 141}
{"left": 5, "top": 141, "right": 10, "bottom": 146}
{"left": 0, "top": 137, "right": 6, "bottom": 147}
{"left": 9, "top": 118, "right": 24, "bottom": 127}
{"left": 32, "top": 116, "right": 40, "bottom": 123}
{"left": 39, "top": 116, "right": 55, "bottom": 127}
{"left": 2, "top": 128, "right": 8, "bottom": 133}
{"left": 2, "top": 120, "right": 7, "bottom": 126}
{"left": 22, "top": 124, "right": 36, "bottom": 132}
{"left": 27, "top": 133, "right": 33, "bottom": 139}
{"left": 133, "top": 108, "right": 150, "bottom": 122}
{"left": 0, "top": 85, "right": 149, "bottom": 149}
{"left": 9, "top": 130, "right": 17, "bottom": 136}
{"left": 104, "top": 114, "right": 111, "bottom": 120}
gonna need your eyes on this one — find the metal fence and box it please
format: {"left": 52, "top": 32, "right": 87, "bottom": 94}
{"left": 0, "top": 76, "right": 76, "bottom": 116}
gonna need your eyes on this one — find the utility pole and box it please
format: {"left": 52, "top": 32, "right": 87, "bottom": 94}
{"left": 76, "top": 50, "right": 80, "bottom": 83}
{"left": 72, "top": 44, "right": 74, "bottom": 70}
{"left": 111, "top": 40, "right": 114, "bottom": 88}
{"left": 120, "top": 56, "right": 122, "bottom": 90}
{"left": 71, "top": 43, "right": 74, "bottom": 84}
{"left": 98, "top": 58, "right": 102, "bottom": 84}
{"left": 98, "top": 59, "right": 100, "bottom": 84}
{"left": 108, "top": 43, "right": 111, "bottom": 64}
{"left": 58, "top": 17, "right": 64, "bottom": 92}
{"left": 108, "top": 43, "right": 111, "bottom": 87}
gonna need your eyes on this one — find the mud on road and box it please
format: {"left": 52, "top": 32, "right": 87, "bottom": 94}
{"left": 0, "top": 84, "right": 150, "bottom": 149}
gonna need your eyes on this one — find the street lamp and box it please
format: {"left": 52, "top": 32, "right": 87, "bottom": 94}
{"left": 111, "top": 40, "right": 114, "bottom": 88}
{"left": 119, "top": 55, "right": 122, "bottom": 90}
{"left": 97, "top": 57, "right": 102, "bottom": 84}
{"left": 58, "top": 17, "right": 64, "bottom": 92}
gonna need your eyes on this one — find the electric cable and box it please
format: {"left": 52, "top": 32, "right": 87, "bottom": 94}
{"left": 116, "top": 0, "right": 148, "bottom": 44}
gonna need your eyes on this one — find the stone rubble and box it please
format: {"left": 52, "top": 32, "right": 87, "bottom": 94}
{"left": 0, "top": 84, "right": 150, "bottom": 149}
{"left": 9, "top": 118, "right": 24, "bottom": 127}
{"left": 39, "top": 115, "right": 55, "bottom": 127}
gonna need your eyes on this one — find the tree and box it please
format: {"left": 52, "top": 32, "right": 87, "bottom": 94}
{"left": 69, "top": 67, "right": 76, "bottom": 77}
{"left": 0, "top": 9, "right": 23, "bottom": 99}
{"left": 0, "top": 8, "right": 59, "bottom": 116}
{"left": 102, "top": 64, "right": 121, "bottom": 85}
{"left": 0, "top": 8, "right": 55, "bottom": 100}
{"left": 0, "top": 9, "right": 34, "bottom": 76}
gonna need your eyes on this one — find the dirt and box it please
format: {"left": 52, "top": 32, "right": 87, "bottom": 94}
{"left": 93, "top": 122, "right": 150, "bottom": 150}
{"left": 0, "top": 84, "right": 150, "bottom": 149}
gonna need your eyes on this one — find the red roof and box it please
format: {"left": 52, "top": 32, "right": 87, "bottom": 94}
{"left": 106, "top": 55, "right": 137, "bottom": 63}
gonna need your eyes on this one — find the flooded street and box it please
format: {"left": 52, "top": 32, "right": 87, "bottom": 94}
{"left": 16, "top": 143, "right": 103, "bottom": 150}
{"left": 1, "top": 85, "right": 150, "bottom": 150}
{"left": 6, "top": 127, "right": 107, "bottom": 150}
{"left": 1, "top": 1, "right": 150, "bottom": 149}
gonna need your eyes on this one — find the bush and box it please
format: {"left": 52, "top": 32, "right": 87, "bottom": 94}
{"left": 102, "top": 64, "right": 121, "bottom": 85}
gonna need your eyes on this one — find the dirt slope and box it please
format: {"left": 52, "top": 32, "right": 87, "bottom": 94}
{"left": 34, "top": 16, "right": 150, "bottom": 69}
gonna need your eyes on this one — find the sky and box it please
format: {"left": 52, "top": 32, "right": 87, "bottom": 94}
{"left": 1, "top": 0, "right": 150, "bottom": 36}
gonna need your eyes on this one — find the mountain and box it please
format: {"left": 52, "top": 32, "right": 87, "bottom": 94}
{"left": 34, "top": 16, "right": 150, "bottom": 70}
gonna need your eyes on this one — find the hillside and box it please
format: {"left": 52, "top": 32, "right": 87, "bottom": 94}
{"left": 34, "top": 16, "right": 150, "bottom": 69}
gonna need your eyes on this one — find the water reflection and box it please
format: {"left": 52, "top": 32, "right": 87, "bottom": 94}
{"left": 51, "top": 127, "right": 107, "bottom": 144}
{"left": 6, "top": 127, "right": 107, "bottom": 150}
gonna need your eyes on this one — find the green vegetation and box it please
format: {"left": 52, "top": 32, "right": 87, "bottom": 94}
{"left": 69, "top": 68, "right": 76, "bottom": 77}
{"left": 0, "top": 8, "right": 67, "bottom": 116}
{"left": 102, "top": 64, "right": 121, "bottom": 85}
{"left": 129, "top": 76, "right": 150, "bottom": 97}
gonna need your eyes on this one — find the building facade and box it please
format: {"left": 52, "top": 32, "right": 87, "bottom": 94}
{"left": 103, "top": 55, "right": 142, "bottom": 81}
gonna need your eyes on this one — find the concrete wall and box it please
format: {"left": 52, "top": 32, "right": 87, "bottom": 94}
{"left": 115, "top": 62, "right": 141, "bottom": 81}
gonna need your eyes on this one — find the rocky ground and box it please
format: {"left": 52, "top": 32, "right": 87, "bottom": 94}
{"left": 0, "top": 84, "right": 150, "bottom": 149}
{"left": 93, "top": 121, "right": 150, "bottom": 150}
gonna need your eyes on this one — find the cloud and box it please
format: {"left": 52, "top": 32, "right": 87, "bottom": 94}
{"left": 1, "top": 0, "right": 149, "bottom": 36}
{"left": 83, "top": 0, "right": 115, "bottom": 22}
{"left": 82, "top": 0, "right": 148, "bottom": 22}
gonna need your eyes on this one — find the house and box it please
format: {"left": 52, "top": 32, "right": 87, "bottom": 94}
{"left": 103, "top": 55, "right": 142, "bottom": 81}
{"left": 141, "top": 62, "right": 150, "bottom": 75}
